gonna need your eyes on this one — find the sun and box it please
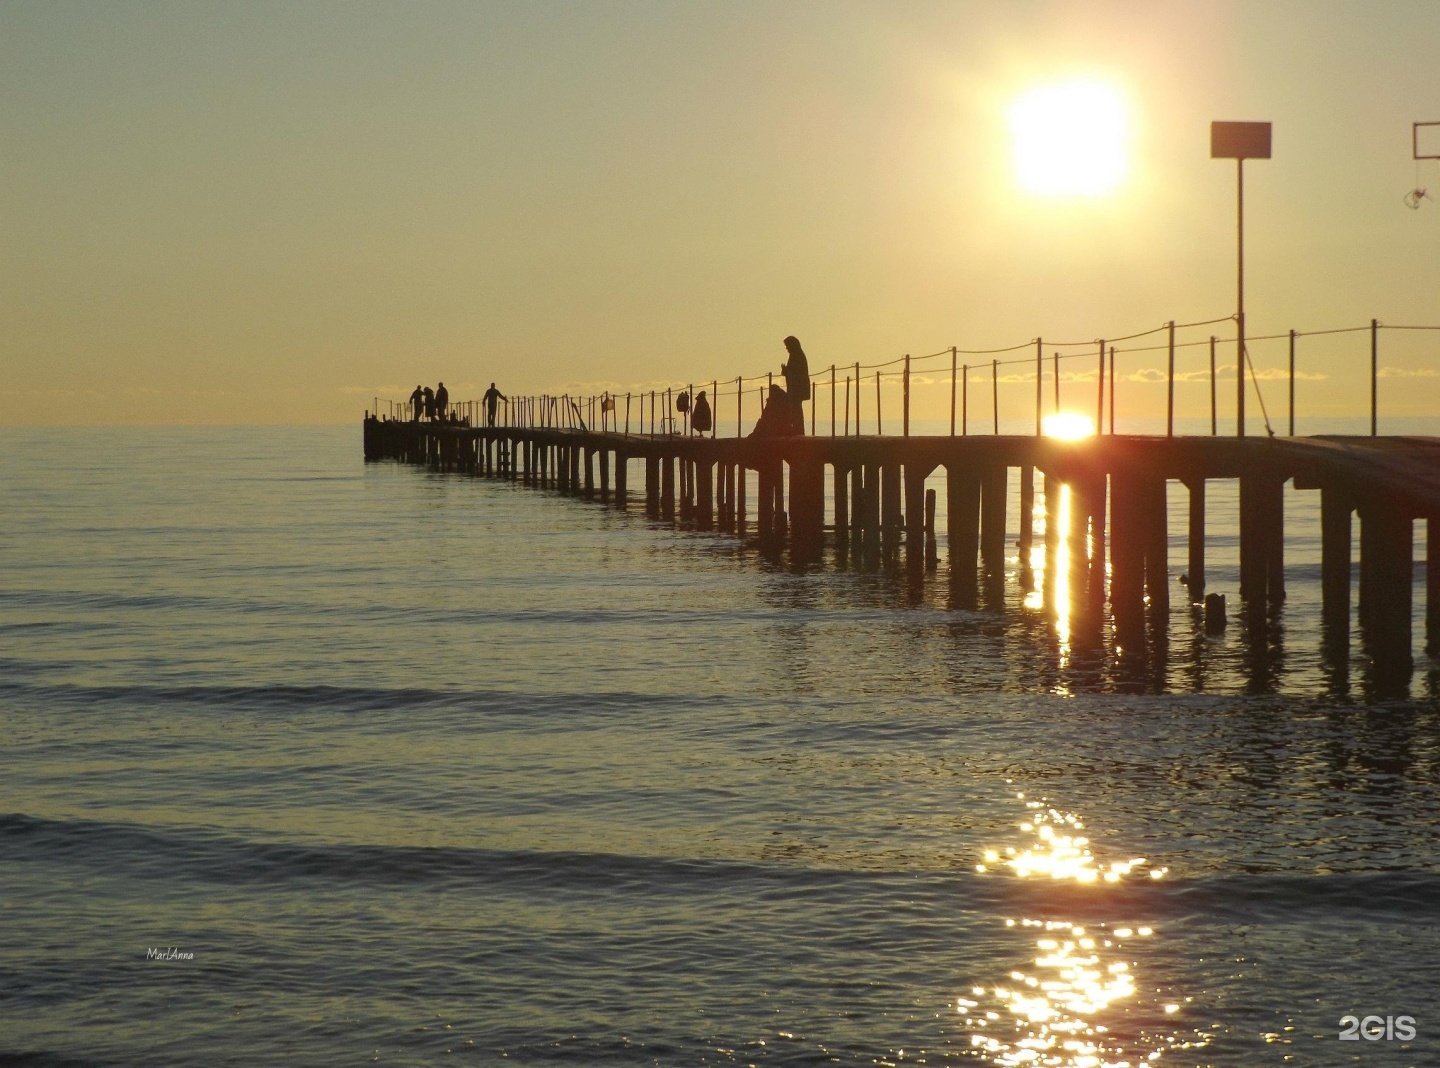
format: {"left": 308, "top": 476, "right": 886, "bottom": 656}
{"left": 1043, "top": 412, "right": 1096, "bottom": 440}
{"left": 1009, "top": 79, "right": 1130, "bottom": 197}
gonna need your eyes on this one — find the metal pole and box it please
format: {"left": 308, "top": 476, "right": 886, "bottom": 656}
{"left": 1208, "top": 337, "right": 1217, "bottom": 435}
{"left": 992, "top": 358, "right": 999, "bottom": 435}
{"left": 1166, "top": 320, "right": 1175, "bottom": 437}
{"left": 1371, "top": 318, "right": 1379, "bottom": 436}
{"left": 1034, "top": 338, "right": 1042, "bottom": 436}
{"left": 1096, "top": 340, "right": 1105, "bottom": 434}
{"left": 830, "top": 365, "right": 836, "bottom": 437}
{"left": 1053, "top": 352, "right": 1060, "bottom": 412}
{"left": 625, "top": 392, "right": 631, "bottom": 434}
{"left": 949, "top": 347, "right": 957, "bottom": 437}
{"left": 1288, "top": 329, "right": 1296, "bottom": 436}
{"left": 903, "top": 355, "right": 911, "bottom": 437}
{"left": 844, "top": 375, "right": 851, "bottom": 435}
{"left": 1237, "top": 158, "right": 1246, "bottom": 438}
{"left": 875, "top": 371, "right": 882, "bottom": 435}
{"left": 855, "top": 362, "right": 861, "bottom": 435}
{"left": 737, "top": 377, "right": 742, "bottom": 437}
{"left": 962, "top": 364, "right": 968, "bottom": 436}
{"left": 1108, "top": 347, "right": 1116, "bottom": 435}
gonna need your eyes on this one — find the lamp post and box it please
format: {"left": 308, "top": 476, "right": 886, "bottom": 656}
{"left": 1211, "top": 120, "right": 1271, "bottom": 437}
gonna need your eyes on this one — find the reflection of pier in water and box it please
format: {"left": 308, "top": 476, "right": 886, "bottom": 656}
{"left": 363, "top": 421, "right": 1440, "bottom": 693}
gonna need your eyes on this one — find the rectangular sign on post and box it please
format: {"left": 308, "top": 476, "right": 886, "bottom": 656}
{"left": 1414, "top": 122, "right": 1440, "bottom": 160}
{"left": 1211, "top": 121, "right": 1272, "bottom": 159}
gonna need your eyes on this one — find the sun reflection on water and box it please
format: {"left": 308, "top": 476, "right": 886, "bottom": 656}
{"left": 962, "top": 792, "right": 1205, "bottom": 1067}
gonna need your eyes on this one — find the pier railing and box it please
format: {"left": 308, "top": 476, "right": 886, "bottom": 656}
{"left": 373, "top": 317, "right": 1438, "bottom": 439}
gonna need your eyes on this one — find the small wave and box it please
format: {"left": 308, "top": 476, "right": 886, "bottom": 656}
{"left": 0, "top": 680, "right": 694, "bottom": 718}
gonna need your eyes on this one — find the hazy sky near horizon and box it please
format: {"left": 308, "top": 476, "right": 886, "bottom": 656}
{"left": 3, "top": 0, "right": 1438, "bottom": 425}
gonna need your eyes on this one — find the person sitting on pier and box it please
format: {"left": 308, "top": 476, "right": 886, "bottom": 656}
{"left": 409, "top": 384, "right": 424, "bottom": 422}
{"left": 748, "top": 384, "right": 805, "bottom": 438}
{"left": 483, "top": 382, "right": 506, "bottom": 427}
{"left": 435, "top": 381, "right": 449, "bottom": 422}
{"left": 690, "top": 390, "right": 712, "bottom": 435}
{"left": 781, "top": 335, "right": 811, "bottom": 430}
{"left": 422, "top": 386, "right": 435, "bottom": 421}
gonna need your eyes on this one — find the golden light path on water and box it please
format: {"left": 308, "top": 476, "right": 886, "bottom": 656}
{"left": 963, "top": 793, "right": 1208, "bottom": 1067}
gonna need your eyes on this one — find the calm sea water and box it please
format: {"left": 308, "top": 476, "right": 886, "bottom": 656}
{"left": 3, "top": 424, "right": 1439, "bottom": 1067}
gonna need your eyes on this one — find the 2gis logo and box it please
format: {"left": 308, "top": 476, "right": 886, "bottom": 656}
{"left": 1338, "top": 1015, "right": 1417, "bottom": 1041}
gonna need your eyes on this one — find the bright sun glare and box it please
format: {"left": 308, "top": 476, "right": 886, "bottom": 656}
{"left": 1042, "top": 412, "right": 1096, "bottom": 440}
{"left": 1009, "top": 80, "right": 1130, "bottom": 196}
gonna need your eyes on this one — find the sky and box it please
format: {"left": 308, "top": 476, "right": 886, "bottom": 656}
{"left": 2, "top": 0, "right": 1438, "bottom": 426}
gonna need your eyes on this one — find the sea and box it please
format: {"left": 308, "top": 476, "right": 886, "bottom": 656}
{"left": 2, "top": 423, "right": 1438, "bottom": 1068}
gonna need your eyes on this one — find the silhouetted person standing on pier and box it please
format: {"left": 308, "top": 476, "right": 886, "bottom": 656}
{"left": 748, "top": 384, "right": 805, "bottom": 438}
{"left": 781, "top": 335, "right": 810, "bottom": 433}
{"left": 409, "top": 385, "right": 424, "bottom": 421}
{"left": 690, "top": 390, "right": 712, "bottom": 435}
{"left": 435, "top": 382, "right": 449, "bottom": 422}
{"left": 422, "top": 386, "right": 435, "bottom": 421}
{"left": 483, "top": 382, "right": 506, "bottom": 427}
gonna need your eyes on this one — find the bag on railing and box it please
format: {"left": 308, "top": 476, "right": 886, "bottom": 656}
{"left": 675, "top": 391, "right": 690, "bottom": 414}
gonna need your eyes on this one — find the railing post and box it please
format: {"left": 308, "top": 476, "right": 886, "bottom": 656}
{"left": 1209, "top": 336, "right": 1217, "bottom": 435}
{"left": 1166, "top": 320, "right": 1175, "bottom": 437}
{"left": 903, "top": 355, "right": 911, "bottom": 437}
{"left": 1288, "top": 329, "right": 1296, "bottom": 436}
{"left": 1371, "top": 318, "right": 1379, "bottom": 436}
{"left": 844, "top": 375, "right": 851, "bottom": 435}
{"left": 854, "top": 362, "right": 861, "bottom": 434}
{"left": 1096, "top": 340, "right": 1105, "bottom": 434}
{"left": 1034, "top": 338, "right": 1043, "bottom": 436}
{"left": 736, "top": 377, "right": 742, "bottom": 437}
{"left": 949, "top": 347, "right": 957, "bottom": 437}
{"left": 1053, "top": 352, "right": 1059, "bottom": 412}
{"left": 875, "top": 372, "right": 882, "bottom": 435}
{"left": 961, "top": 364, "right": 968, "bottom": 436}
{"left": 1108, "top": 346, "right": 1116, "bottom": 435}
{"left": 991, "top": 358, "right": 999, "bottom": 434}
{"left": 830, "top": 365, "right": 836, "bottom": 437}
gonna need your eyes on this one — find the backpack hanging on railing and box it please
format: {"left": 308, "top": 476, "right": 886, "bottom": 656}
{"left": 675, "top": 391, "right": 690, "bottom": 414}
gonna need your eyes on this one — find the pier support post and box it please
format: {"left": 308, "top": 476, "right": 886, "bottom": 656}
{"left": 614, "top": 452, "right": 627, "bottom": 509}
{"left": 1240, "top": 475, "right": 1284, "bottom": 607}
{"left": 598, "top": 449, "right": 609, "bottom": 501}
{"left": 758, "top": 463, "right": 778, "bottom": 551}
{"left": 1042, "top": 471, "right": 1060, "bottom": 609}
{"left": 1143, "top": 478, "right": 1170, "bottom": 625}
{"left": 905, "top": 463, "right": 929, "bottom": 573}
{"left": 645, "top": 456, "right": 660, "bottom": 516}
{"left": 791, "top": 459, "right": 824, "bottom": 565}
{"left": 947, "top": 464, "right": 980, "bottom": 608}
{"left": 1185, "top": 478, "right": 1205, "bottom": 600}
{"left": 1429, "top": 518, "right": 1439, "bottom": 655}
{"left": 1018, "top": 466, "right": 1035, "bottom": 590}
{"left": 833, "top": 465, "right": 850, "bottom": 555}
{"left": 1321, "top": 487, "right": 1352, "bottom": 635}
{"left": 1358, "top": 500, "right": 1413, "bottom": 682}
{"left": 980, "top": 466, "right": 1007, "bottom": 587}
{"left": 881, "top": 462, "right": 902, "bottom": 560}
{"left": 661, "top": 455, "right": 676, "bottom": 520}
{"left": 584, "top": 448, "right": 595, "bottom": 497}
{"left": 860, "top": 463, "right": 881, "bottom": 568}
{"left": 696, "top": 459, "right": 714, "bottom": 531}
{"left": 737, "top": 465, "right": 747, "bottom": 538}
{"left": 1109, "top": 471, "right": 1145, "bottom": 650}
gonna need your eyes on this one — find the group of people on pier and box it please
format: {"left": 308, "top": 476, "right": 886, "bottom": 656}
{"left": 408, "top": 382, "right": 508, "bottom": 426}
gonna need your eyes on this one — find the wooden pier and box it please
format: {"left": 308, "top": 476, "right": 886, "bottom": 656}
{"left": 364, "top": 417, "right": 1440, "bottom": 690}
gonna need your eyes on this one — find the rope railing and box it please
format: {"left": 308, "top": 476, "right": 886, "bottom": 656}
{"left": 368, "top": 318, "right": 1438, "bottom": 440}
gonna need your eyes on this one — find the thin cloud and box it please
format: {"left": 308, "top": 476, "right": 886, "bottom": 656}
{"left": 1377, "top": 366, "right": 1439, "bottom": 378}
